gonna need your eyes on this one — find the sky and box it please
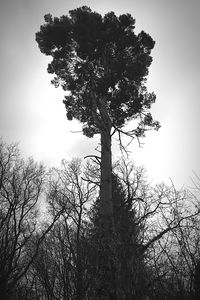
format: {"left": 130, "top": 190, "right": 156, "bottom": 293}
{"left": 0, "top": 0, "right": 200, "bottom": 188}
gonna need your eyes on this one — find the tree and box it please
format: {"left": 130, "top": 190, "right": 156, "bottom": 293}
{"left": 0, "top": 140, "right": 44, "bottom": 298}
{"left": 31, "top": 159, "right": 96, "bottom": 300}
{"left": 48, "top": 159, "right": 96, "bottom": 300}
{"left": 0, "top": 139, "right": 62, "bottom": 299}
{"left": 21, "top": 157, "right": 200, "bottom": 299}
{"left": 29, "top": 159, "right": 149, "bottom": 299}
{"left": 36, "top": 9, "right": 159, "bottom": 297}
{"left": 36, "top": 5, "right": 159, "bottom": 230}
{"left": 112, "top": 159, "right": 200, "bottom": 300}
{"left": 140, "top": 182, "right": 200, "bottom": 300}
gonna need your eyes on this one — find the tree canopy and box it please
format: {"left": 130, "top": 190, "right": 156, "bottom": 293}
{"left": 36, "top": 6, "right": 160, "bottom": 138}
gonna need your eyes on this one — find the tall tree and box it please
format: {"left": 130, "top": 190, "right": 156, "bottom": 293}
{"left": 36, "top": 5, "right": 159, "bottom": 226}
{"left": 36, "top": 7, "right": 159, "bottom": 298}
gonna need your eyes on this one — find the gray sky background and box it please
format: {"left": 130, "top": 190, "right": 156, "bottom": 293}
{"left": 0, "top": 0, "right": 199, "bottom": 188}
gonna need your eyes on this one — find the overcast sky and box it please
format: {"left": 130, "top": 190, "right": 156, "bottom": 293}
{"left": 0, "top": 0, "right": 199, "bottom": 188}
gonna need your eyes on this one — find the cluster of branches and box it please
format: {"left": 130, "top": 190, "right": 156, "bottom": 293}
{"left": 1, "top": 139, "right": 200, "bottom": 299}
{"left": 0, "top": 139, "right": 64, "bottom": 299}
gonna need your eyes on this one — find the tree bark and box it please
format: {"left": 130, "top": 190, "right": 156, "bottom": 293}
{"left": 97, "top": 127, "right": 119, "bottom": 300}
{"left": 99, "top": 127, "right": 113, "bottom": 229}
{"left": 91, "top": 95, "right": 114, "bottom": 229}
{"left": 92, "top": 97, "right": 119, "bottom": 299}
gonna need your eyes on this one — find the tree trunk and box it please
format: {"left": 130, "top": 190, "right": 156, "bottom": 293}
{"left": 91, "top": 97, "right": 119, "bottom": 299}
{"left": 99, "top": 127, "right": 113, "bottom": 229}
{"left": 76, "top": 213, "right": 83, "bottom": 300}
{"left": 95, "top": 127, "right": 119, "bottom": 300}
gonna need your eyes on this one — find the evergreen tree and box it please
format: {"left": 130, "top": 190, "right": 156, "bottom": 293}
{"left": 36, "top": 7, "right": 159, "bottom": 298}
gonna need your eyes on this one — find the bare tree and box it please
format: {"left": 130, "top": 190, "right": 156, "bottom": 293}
{"left": 24, "top": 157, "right": 200, "bottom": 300}
{"left": 113, "top": 159, "right": 200, "bottom": 299}
{"left": 31, "top": 159, "right": 96, "bottom": 300}
{"left": 0, "top": 139, "right": 62, "bottom": 299}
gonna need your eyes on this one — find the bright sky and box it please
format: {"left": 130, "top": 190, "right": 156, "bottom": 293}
{"left": 0, "top": 0, "right": 199, "bottom": 188}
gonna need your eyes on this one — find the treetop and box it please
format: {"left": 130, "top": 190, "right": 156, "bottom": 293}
{"left": 36, "top": 6, "right": 160, "bottom": 138}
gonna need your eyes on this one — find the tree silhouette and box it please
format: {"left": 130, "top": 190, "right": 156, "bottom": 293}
{"left": 36, "top": 5, "right": 159, "bottom": 220}
{"left": 0, "top": 139, "right": 62, "bottom": 299}
{"left": 36, "top": 7, "right": 159, "bottom": 298}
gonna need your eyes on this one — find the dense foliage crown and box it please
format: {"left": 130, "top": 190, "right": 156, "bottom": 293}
{"left": 36, "top": 6, "right": 159, "bottom": 137}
